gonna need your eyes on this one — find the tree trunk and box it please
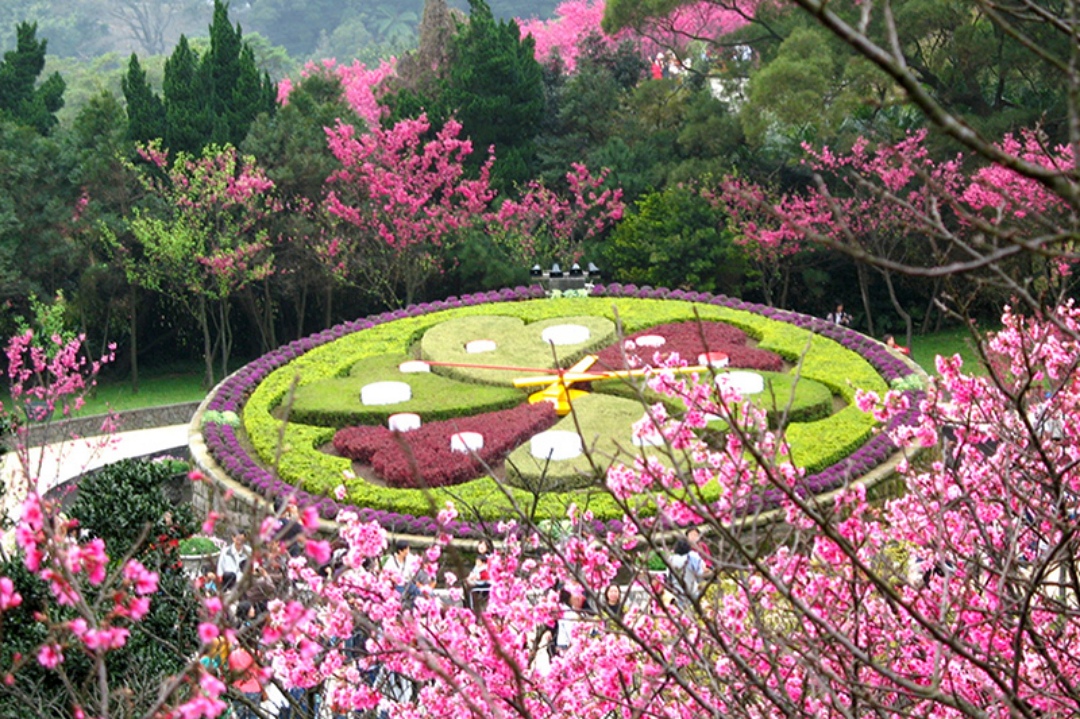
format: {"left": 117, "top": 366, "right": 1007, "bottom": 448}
{"left": 296, "top": 282, "right": 308, "bottom": 341}
{"left": 758, "top": 260, "right": 774, "bottom": 307}
{"left": 218, "top": 298, "right": 233, "bottom": 383}
{"left": 881, "top": 269, "right": 913, "bottom": 348}
{"left": 920, "top": 278, "right": 942, "bottom": 334}
{"left": 855, "top": 262, "right": 875, "bottom": 336}
{"left": 129, "top": 286, "right": 139, "bottom": 394}
{"left": 263, "top": 278, "right": 277, "bottom": 350}
{"left": 324, "top": 285, "right": 333, "bottom": 331}
{"left": 779, "top": 262, "right": 792, "bottom": 310}
{"left": 199, "top": 295, "right": 214, "bottom": 389}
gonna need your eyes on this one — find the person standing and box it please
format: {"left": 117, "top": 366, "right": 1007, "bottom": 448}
{"left": 668, "top": 538, "right": 706, "bottom": 605}
{"left": 228, "top": 643, "right": 263, "bottom": 719}
{"left": 826, "top": 303, "right": 851, "bottom": 326}
{"left": 217, "top": 530, "right": 250, "bottom": 592}
{"left": 466, "top": 539, "right": 493, "bottom": 612}
{"left": 383, "top": 540, "right": 416, "bottom": 593}
{"left": 686, "top": 526, "right": 713, "bottom": 574}
{"left": 651, "top": 52, "right": 664, "bottom": 80}
{"left": 884, "top": 334, "right": 911, "bottom": 356}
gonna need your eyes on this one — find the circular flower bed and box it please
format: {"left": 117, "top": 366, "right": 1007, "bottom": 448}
{"left": 195, "top": 285, "right": 923, "bottom": 538}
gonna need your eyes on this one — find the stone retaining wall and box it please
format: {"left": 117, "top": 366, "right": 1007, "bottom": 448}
{"left": 23, "top": 402, "right": 201, "bottom": 446}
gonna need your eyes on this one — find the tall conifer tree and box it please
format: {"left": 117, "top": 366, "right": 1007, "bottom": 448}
{"left": 0, "top": 22, "right": 65, "bottom": 135}
{"left": 121, "top": 54, "right": 165, "bottom": 144}
{"left": 163, "top": 35, "right": 210, "bottom": 156}
{"left": 443, "top": 0, "right": 543, "bottom": 191}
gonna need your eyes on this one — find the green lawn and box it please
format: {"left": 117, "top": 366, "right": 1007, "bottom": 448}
{"left": 907, "top": 325, "right": 989, "bottom": 376}
{"left": 2, "top": 366, "right": 209, "bottom": 419}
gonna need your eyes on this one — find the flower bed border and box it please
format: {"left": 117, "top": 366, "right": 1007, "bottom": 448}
{"left": 192, "top": 284, "right": 924, "bottom": 538}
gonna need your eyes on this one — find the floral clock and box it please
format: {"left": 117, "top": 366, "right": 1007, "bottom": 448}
{"left": 196, "top": 285, "right": 923, "bottom": 538}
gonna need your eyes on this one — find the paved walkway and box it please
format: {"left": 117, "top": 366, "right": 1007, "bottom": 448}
{"left": 1, "top": 424, "right": 190, "bottom": 532}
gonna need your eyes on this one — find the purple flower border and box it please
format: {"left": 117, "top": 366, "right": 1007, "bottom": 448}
{"left": 199, "top": 284, "right": 923, "bottom": 537}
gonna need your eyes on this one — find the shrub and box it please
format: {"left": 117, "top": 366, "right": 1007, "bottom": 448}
{"left": 334, "top": 402, "right": 558, "bottom": 488}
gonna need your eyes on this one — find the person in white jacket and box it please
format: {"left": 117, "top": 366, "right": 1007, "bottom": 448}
{"left": 217, "top": 531, "right": 250, "bottom": 591}
{"left": 668, "top": 537, "right": 706, "bottom": 604}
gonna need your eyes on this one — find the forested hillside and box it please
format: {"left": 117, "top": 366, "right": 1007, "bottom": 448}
{"left": 1, "top": 0, "right": 1069, "bottom": 387}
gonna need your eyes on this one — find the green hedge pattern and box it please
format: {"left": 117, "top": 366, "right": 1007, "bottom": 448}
{"left": 241, "top": 298, "right": 887, "bottom": 522}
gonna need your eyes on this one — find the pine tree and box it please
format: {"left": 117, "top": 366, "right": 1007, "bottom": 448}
{"left": 442, "top": 0, "right": 544, "bottom": 191}
{"left": 163, "top": 35, "right": 210, "bottom": 156}
{"left": 202, "top": 0, "right": 276, "bottom": 149}
{"left": 0, "top": 22, "right": 65, "bottom": 135}
{"left": 121, "top": 54, "right": 165, "bottom": 144}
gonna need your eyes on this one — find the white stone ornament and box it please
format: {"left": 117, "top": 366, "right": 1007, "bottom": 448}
{"left": 541, "top": 324, "right": 591, "bottom": 346}
{"left": 388, "top": 413, "right": 421, "bottom": 432}
{"left": 530, "top": 430, "right": 584, "bottom": 460}
{"left": 715, "top": 371, "right": 764, "bottom": 395}
{"left": 465, "top": 339, "right": 497, "bottom": 353}
{"left": 398, "top": 361, "right": 431, "bottom": 373}
{"left": 450, "top": 432, "right": 484, "bottom": 453}
{"left": 635, "top": 335, "right": 666, "bottom": 348}
{"left": 698, "top": 351, "right": 730, "bottom": 368}
{"left": 361, "top": 381, "right": 412, "bottom": 406}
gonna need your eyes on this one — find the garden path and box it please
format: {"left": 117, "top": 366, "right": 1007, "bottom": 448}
{"left": 1, "top": 424, "right": 189, "bottom": 540}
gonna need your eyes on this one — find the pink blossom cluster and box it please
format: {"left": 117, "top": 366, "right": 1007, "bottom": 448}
{"left": 518, "top": 0, "right": 753, "bottom": 72}
{"left": 324, "top": 114, "right": 496, "bottom": 254}
{"left": 961, "top": 128, "right": 1075, "bottom": 219}
{"left": 495, "top": 163, "right": 625, "bottom": 262}
{"left": 8, "top": 303, "right": 1080, "bottom": 717}
{"left": 278, "top": 57, "right": 397, "bottom": 129}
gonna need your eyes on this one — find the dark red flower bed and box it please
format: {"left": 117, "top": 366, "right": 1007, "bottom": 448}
{"left": 333, "top": 402, "right": 559, "bottom": 489}
{"left": 594, "top": 321, "right": 785, "bottom": 372}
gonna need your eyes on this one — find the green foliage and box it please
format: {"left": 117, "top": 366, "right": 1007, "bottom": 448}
{"left": 603, "top": 184, "right": 746, "bottom": 294}
{"left": 245, "top": 0, "right": 353, "bottom": 57}
{"left": 178, "top": 536, "right": 219, "bottom": 555}
{"left": 13, "top": 291, "right": 76, "bottom": 353}
{"left": 0, "top": 120, "right": 82, "bottom": 323}
{"left": 0, "top": 21, "right": 64, "bottom": 135}
{"left": 784, "top": 406, "right": 876, "bottom": 473}
{"left": 289, "top": 352, "right": 524, "bottom": 427}
{"left": 70, "top": 458, "right": 196, "bottom": 555}
{"left": 434, "top": 229, "right": 531, "bottom": 298}
{"left": 121, "top": 54, "right": 164, "bottom": 144}
{"left": 418, "top": 314, "right": 618, "bottom": 385}
{"left": 890, "top": 373, "right": 925, "bottom": 391}
{"left": 162, "top": 35, "right": 210, "bottom": 156}
{"left": 202, "top": 409, "right": 240, "bottom": 426}
{"left": 0, "top": 459, "right": 200, "bottom": 717}
{"left": 441, "top": 0, "right": 545, "bottom": 190}
{"left": 160, "top": 1, "right": 277, "bottom": 156}
{"left": 240, "top": 298, "right": 887, "bottom": 522}
{"left": 593, "top": 370, "right": 835, "bottom": 427}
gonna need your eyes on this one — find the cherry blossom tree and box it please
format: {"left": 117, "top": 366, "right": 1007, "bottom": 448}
{"left": 106, "top": 142, "right": 279, "bottom": 388}
{"left": 5, "top": 298, "right": 1080, "bottom": 718}
{"left": 494, "top": 163, "right": 626, "bottom": 264}
{"left": 323, "top": 114, "right": 497, "bottom": 308}
{"left": 278, "top": 58, "right": 397, "bottom": 131}
{"left": 709, "top": 176, "right": 813, "bottom": 309}
{"left": 520, "top": 0, "right": 752, "bottom": 72}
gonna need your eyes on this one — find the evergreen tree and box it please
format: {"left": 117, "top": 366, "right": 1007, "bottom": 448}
{"left": 0, "top": 22, "right": 65, "bottom": 135}
{"left": 162, "top": 35, "right": 210, "bottom": 156}
{"left": 160, "top": 0, "right": 276, "bottom": 155}
{"left": 443, "top": 0, "right": 544, "bottom": 191}
{"left": 120, "top": 54, "right": 165, "bottom": 144}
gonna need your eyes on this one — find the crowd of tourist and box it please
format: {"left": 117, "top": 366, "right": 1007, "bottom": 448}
{"left": 192, "top": 505, "right": 714, "bottom": 718}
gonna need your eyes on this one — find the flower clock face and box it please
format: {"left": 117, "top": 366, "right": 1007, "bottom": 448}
{"left": 199, "top": 287, "right": 922, "bottom": 538}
